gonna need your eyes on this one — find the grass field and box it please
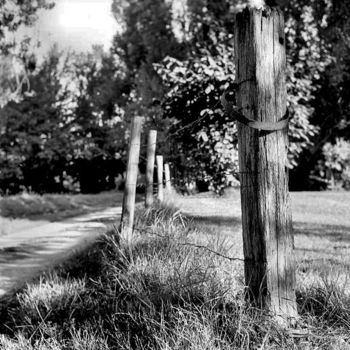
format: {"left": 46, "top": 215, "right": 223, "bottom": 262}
{"left": 177, "top": 190, "right": 350, "bottom": 291}
{"left": 0, "top": 190, "right": 349, "bottom": 349}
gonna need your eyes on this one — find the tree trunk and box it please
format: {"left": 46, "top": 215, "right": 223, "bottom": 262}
{"left": 234, "top": 7, "right": 297, "bottom": 324}
{"left": 120, "top": 116, "right": 143, "bottom": 243}
{"left": 145, "top": 130, "right": 157, "bottom": 207}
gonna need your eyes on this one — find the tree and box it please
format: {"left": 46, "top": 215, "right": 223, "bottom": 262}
{"left": 316, "top": 139, "right": 350, "bottom": 189}
{"left": 111, "top": 0, "right": 186, "bottom": 123}
{"left": 0, "top": 46, "right": 73, "bottom": 194}
{"left": 0, "top": 45, "right": 129, "bottom": 194}
{"left": 0, "top": 0, "right": 54, "bottom": 106}
{"left": 67, "top": 48, "right": 128, "bottom": 193}
{"left": 0, "top": 0, "right": 54, "bottom": 52}
{"left": 153, "top": 1, "right": 333, "bottom": 191}
{"left": 154, "top": 31, "right": 238, "bottom": 193}
{"left": 286, "top": 0, "right": 350, "bottom": 189}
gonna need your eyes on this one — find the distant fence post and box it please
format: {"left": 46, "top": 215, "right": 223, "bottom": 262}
{"left": 234, "top": 8, "right": 297, "bottom": 324}
{"left": 156, "top": 155, "right": 164, "bottom": 202}
{"left": 120, "top": 116, "right": 143, "bottom": 243}
{"left": 164, "top": 163, "right": 171, "bottom": 191}
{"left": 145, "top": 130, "right": 157, "bottom": 208}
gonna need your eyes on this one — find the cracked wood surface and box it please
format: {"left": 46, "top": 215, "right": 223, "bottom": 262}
{"left": 234, "top": 7, "right": 297, "bottom": 323}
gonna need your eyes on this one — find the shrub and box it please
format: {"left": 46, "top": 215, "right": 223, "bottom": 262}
{"left": 312, "top": 138, "right": 350, "bottom": 190}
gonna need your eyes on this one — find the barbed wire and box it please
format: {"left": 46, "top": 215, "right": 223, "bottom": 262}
{"left": 127, "top": 88, "right": 285, "bottom": 186}
{"left": 162, "top": 99, "right": 223, "bottom": 142}
{"left": 132, "top": 227, "right": 245, "bottom": 263}
{"left": 156, "top": 79, "right": 255, "bottom": 143}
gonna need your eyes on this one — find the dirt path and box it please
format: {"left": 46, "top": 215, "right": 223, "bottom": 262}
{"left": 0, "top": 206, "right": 121, "bottom": 298}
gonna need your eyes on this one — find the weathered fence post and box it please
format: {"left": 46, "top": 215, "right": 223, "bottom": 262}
{"left": 156, "top": 155, "right": 164, "bottom": 202}
{"left": 145, "top": 130, "right": 157, "bottom": 208}
{"left": 120, "top": 116, "right": 143, "bottom": 243}
{"left": 234, "top": 8, "right": 297, "bottom": 324}
{"left": 164, "top": 163, "right": 171, "bottom": 191}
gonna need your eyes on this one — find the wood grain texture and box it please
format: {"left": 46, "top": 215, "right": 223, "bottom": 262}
{"left": 234, "top": 7, "right": 297, "bottom": 323}
{"left": 145, "top": 130, "right": 157, "bottom": 208}
{"left": 120, "top": 116, "right": 143, "bottom": 242}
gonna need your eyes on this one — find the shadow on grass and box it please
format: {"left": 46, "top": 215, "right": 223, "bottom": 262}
{"left": 187, "top": 215, "right": 241, "bottom": 229}
{"left": 294, "top": 222, "right": 350, "bottom": 243}
{"left": 297, "top": 256, "right": 350, "bottom": 273}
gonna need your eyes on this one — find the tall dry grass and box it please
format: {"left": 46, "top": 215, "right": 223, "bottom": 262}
{"left": 0, "top": 204, "right": 349, "bottom": 349}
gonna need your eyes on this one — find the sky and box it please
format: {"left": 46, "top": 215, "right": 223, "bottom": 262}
{"left": 18, "top": 0, "right": 119, "bottom": 55}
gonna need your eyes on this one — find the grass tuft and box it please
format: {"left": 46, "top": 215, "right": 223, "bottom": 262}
{"left": 0, "top": 202, "right": 350, "bottom": 349}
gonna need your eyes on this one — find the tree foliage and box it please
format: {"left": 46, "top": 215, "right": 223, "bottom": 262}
{"left": 0, "top": 0, "right": 54, "bottom": 106}
{"left": 153, "top": 1, "right": 335, "bottom": 191}
{"left": 1, "top": 46, "right": 69, "bottom": 193}
{"left": 2, "top": 0, "right": 350, "bottom": 194}
{"left": 111, "top": 0, "right": 185, "bottom": 116}
{"left": 311, "top": 138, "right": 350, "bottom": 190}
{"left": 0, "top": 47, "right": 127, "bottom": 194}
{"left": 0, "top": 0, "right": 54, "bottom": 52}
{"left": 154, "top": 13, "right": 238, "bottom": 193}
{"left": 109, "top": 0, "right": 350, "bottom": 192}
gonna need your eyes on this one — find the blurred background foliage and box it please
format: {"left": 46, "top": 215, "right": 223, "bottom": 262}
{"left": 1, "top": 0, "right": 350, "bottom": 194}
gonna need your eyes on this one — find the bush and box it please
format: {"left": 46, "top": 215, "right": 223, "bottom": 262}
{"left": 312, "top": 138, "right": 350, "bottom": 190}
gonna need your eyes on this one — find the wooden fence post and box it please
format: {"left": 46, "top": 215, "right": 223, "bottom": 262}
{"left": 120, "top": 116, "right": 143, "bottom": 242}
{"left": 145, "top": 130, "right": 157, "bottom": 208}
{"left": 156, "top": 155, "right": 164, "bottom": 202}
{"left": 164, "top": 163, "right": 171, "bottom": 191}
{"left": 234, "top": 8, "right": 297, "bottom": 324}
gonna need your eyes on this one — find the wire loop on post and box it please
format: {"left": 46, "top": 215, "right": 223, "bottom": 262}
{"left": 221, "top": 92, "right": 291, "bottom": 132}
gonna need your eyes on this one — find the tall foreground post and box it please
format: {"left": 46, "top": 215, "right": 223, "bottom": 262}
{"left": 234, "top": 8, "right": 297, "bottom": 322}
{"left": 145, "top": 130, "right": 157, "bottom": 207}
{"left": 156, "top": 155, "right": 164, "bottom": 202}
{"left": 164, "top": 163, "right": 171, "bottom": 191}
{"left": 120, "top": 116, "right": 143, "bottom": 242}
